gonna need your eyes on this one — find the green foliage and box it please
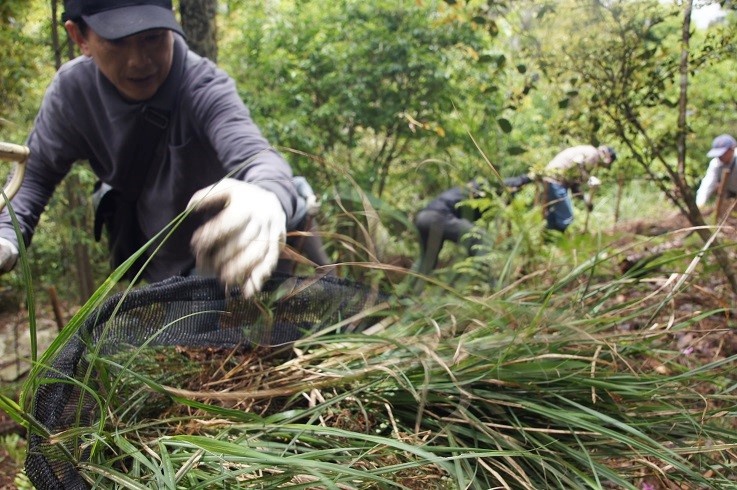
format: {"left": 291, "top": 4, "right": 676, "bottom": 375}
{"left": 0, "top": 434, "right": 30, "bottom": 489}
{"left": 6, "top": 0, "right": 737, "bottom": 302}
{"left": 0, "top": 0, "right": 48, "bottom": 132}
{"left": 220, "top": 0, "right": 508, "bottom": 201}
{"left": 515, "top": 0, "right": 677, "bottom": 148}
{"left": 215, "top": 0, "right": 532, "bottom": 272}
{"left": 684, "top": 20, "right": 737, "bottom": 179}
{"left": 512, "top": 0, "right": 737, "bottom": 191}
{"left": 0, "top": 0, "right": 112, "bottom": 301}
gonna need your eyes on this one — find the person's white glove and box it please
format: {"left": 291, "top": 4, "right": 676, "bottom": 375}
{"left": 187, "top": 178, "right": 287, "bottom": 298}
{"left": 305, "top": 193, "right": 319, "bottom": 216}
{"left": 587, "top": 176, "right": 602, "bottom": 187}
{"left": 0, "top": 237, "right": 18, "bottom": 273}
{"left": 293, "top": 176, "right": 320, "bottom": 216}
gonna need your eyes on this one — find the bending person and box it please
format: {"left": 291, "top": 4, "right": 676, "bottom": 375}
{"left": 541, "top": 144, "right": 616, "bottom": 232}
{"left": 413, "top": 175, "right": 531, "bottom": 276}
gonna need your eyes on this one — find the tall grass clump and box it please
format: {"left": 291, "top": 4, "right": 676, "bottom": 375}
{"left": 1, "top": 172, "right": 735, "bottom": 489}
{"left": 5, "top": 218, "right": 735, "bottom": 489}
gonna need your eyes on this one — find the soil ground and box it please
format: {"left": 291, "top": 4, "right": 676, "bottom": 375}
{"left": 0, "top": 294, "right": 73, "bottom": 488}
{"left": 0, "top": 442, "right": 21, "bottom": 490}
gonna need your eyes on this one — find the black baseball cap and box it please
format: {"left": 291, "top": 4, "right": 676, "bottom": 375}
{"left": 63, "top": 0, "right": 185, "bottom": 40}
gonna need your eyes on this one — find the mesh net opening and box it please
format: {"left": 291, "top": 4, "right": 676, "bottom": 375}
{"left": 24, "top": 273, "right": 387, "bottom": 490}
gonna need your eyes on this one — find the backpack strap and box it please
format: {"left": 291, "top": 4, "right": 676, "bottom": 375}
{"left": 93, "top": 38, "right": 191, "bottom": 275}
{"left": 122, "top": 37, "right": 190, "bottom": 198}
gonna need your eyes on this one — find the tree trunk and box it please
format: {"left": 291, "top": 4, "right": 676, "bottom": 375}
{"left": 179, "top": 0, "right": 218, "bottom": 62}
{"left": 64, "top": 175, "right": 95, "bottom": 302}
{"left": 50, "top": 0, "right": 62, "bottom": 68}
{"left": 614, "top": 172, "right": 623, "bottom": 226}
{"left": 52, "top": 0, "right": 96, "bottom": 301}
{"left": 675, "top": 0, "right": 737, "bottom": 295}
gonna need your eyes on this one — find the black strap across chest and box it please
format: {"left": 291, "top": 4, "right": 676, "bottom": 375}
{"left": 120, "top": 41, "right": 189, "bottom": 199}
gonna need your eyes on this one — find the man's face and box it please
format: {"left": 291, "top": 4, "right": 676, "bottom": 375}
{"left": 719, "top": 147, "right": 735, "bottom": 165}
{"left": 67, "top": 23, "right": 174, "bottom": 102}
{"left": 598, "top": 147, "right": 613, "bottom": 167}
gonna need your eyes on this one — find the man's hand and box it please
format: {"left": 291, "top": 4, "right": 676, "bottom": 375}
{"left": 304, "top": 193, "right": 319, "bottom": 216}
{"left": 0, "top": 237, "right": 18, "bottom": 273}
{"left": 587, "top": 175, "right": 601, "bottom": 187}
{"left": 293, "top": 176, "right": 320, "bottom": 216}
{"left": 187, "top": 178, "right": 287, "bottom": 298}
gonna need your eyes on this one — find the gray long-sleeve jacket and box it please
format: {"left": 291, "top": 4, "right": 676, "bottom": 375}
{"left": 0, "top": 35, "right": 299, "bottom": 282}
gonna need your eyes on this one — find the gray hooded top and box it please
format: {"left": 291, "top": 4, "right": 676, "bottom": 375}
{"left": 0, "top": 35, "right": 299, "bottom": 281}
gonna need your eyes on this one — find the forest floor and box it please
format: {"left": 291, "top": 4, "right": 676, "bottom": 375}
{"left": 0, "top": 210, "right": 735, "bottom": 488}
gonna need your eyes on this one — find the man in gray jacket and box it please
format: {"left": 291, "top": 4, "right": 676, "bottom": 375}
{"left": 0, "top": 0, "right": 324, "bottom": 297}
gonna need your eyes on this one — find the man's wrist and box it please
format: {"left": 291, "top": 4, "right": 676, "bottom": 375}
{"left": 0, "top": 237, "right": 18, "bottom": 255}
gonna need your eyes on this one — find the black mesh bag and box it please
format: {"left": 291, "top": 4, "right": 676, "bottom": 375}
{"left": 24, "top": 273, "right": 387, "bottom": 490}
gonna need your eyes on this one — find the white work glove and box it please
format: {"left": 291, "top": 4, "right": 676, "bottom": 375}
{"left": 293, "top": 176, "right": 320, "bottom": 216}
{"left": 187, "top": 178, "right": 287, "bottom": 298}
{"left": 0, "top": 237, "right": 18, "bottom": 273}
{"left": 587, "top": 176, "right": 602, "bottom": 187}
{"left": 305, "top": 193, "right": 319, "bottom": 216}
